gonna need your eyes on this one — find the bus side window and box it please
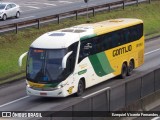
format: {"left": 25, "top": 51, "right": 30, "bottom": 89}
{"left": 66, "top": 54, "right": 74, "bottom": 74}
{"left": 99, "top": 36, "right": 106, "bottom": 52}
{"left": 129, "top": 24, "right": 143, "bottom": 42}
{"left": 137, "top": 24, "right": 143, "bottom": 39}
{"left": 90, "top": 37, "right": 98, "bottom": 54}
{"left": 94, "top": 36, "right": 103, "bottom": 53}
{"left": 67, "top": 42, "right": 78, "bottom": 72}
{"left": 124, "top": 29, "right": 131, "bottom": 43}
{"left": 99, "top": 35, "right": 106, "bottom": 51}
{"left": 112, "top": 32, "right": 122, "bottom": 47}
{"left": 116, "top": 31, "right": 124, "bottom": 45}
{"left": 130, "top": 26, "right": 138, "bottom": 42}
{"left": 103, "top": 33, "right": 112, "bottom": 50}
{"left": 79, "top": 40, "right": 93, "bottom": 62}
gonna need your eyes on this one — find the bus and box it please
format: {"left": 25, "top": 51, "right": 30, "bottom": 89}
{"left": 18, "top": 18, "right": 144, "bottom": 97}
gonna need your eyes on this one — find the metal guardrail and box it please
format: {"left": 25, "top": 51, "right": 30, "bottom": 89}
{"left": 0, "top": 0, "right": 151, "bottom": 34}
{"left": 35, "top": 65, "right": 160, "bottom": 119}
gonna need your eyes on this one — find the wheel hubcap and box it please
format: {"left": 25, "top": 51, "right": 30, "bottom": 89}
{"left": 123, "top": 66, "right": 126, "bottom": 75}
{"left": 78, "top": 81, "right": 84, "bottom": 94}
{"left": 129, "top": 62, "right": 133, "bottom": 72}
{"left": 79, "top": 84, "right": 82, "bottom": 93}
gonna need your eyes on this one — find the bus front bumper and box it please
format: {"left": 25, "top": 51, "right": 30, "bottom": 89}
{"left": 26, "top": 86, "right": 68, "bottom": 97}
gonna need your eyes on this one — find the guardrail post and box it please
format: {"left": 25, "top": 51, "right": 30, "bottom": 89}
{"left": 91, "top": 97, "right": 93, "bottom": 120}
{"left": 92, "top": 8, "right": 95, "bottom": 17}
{"left": 123, "top": 1, "right": 125, "bottom": 10}
{"left": 140, "top": 77, "right": 143, "bottom": 109}
{"left": 37, "top": 19, "right": 40, "bottom": 29}
{"left": 154, "top": 70, "right": 156, "bottom": 92}
{"left": 57, "top": 15, "right": 60, "bottom": 24}
{"left": 15, "top": 24, "right": 18, "bottom": 34}
{"left": 108, "top": 89, "right": 111, "bottom": 111}
{"left": 50, "top": 114, "right": 52, "bottom": 120}
{"left": 149, "top": 0, "right": 151, "bottom": 4}
{"left": 125, "top": 83, "right": 127, "bottom": 107}
{"left": 76, "top": 11, "right": 78, "bottom": 20}
{"left": 108, "top": 4, "right": 111, "bottom": 12}
{"left": 136, "top": 0, "right": 139, "bottom": 6}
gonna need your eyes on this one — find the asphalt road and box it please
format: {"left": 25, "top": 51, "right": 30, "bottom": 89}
{"left": 0, "top": 37, "right": 160, "bottom": 113}
{"left": 0, "top": 0, "right": 117, "bottom": 25}
{"left": 0, "top": 0, "right": 145, "bottom": 25}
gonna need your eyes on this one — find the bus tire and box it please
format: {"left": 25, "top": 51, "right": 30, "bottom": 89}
{"left": 127, "top": 60, "right": 134, "bottom": 76}
{"left": 76, "top": 79, "right": 85, "bottom": 96}
{"left": 120, "top": 63, "right": 127, "bottom": 79}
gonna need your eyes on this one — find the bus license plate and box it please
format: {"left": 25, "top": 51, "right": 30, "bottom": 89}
{"left": 40, "top": 92, "right": 47, "bottom": 95}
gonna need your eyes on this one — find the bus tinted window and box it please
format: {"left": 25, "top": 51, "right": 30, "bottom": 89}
{"left": 119, "top": 31, "right": 126, "bottom": 45}
{"left": 137, "top": 24, "right": 143, "bottom": 39}
{"left": 79, "top": 23, "right": 143, "bottom": 63}
{"left": 130, "top": 27, "right": 138, "bottom": 42}
{"left": 103, "top": 33, "right": 112, "bottom": 50}
{"left": 79, "top": 40, "right": 94, "bottom": 61}
{"left": 124, "top": 29, "right": 131, "bottom": 43}
{"left": 112, "top": 32, "right": 122, "bottom": 47}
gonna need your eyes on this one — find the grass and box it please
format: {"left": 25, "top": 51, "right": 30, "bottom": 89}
{"left": 0, "top": 1, "right": 160, "bottom": 79}
{"left": 0, "top": 72, "right": 25, "bottom": 84}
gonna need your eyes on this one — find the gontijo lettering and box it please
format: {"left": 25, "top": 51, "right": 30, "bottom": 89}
{"left": 113, "top": 45, "right": 132, "bottom": 57}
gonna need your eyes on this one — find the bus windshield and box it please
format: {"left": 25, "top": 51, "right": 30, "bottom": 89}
{"left": 27, "top": 48, "right": 68, "bottom": 83}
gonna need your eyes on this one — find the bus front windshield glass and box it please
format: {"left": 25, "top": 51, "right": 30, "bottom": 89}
{"left": 27, "top": 48, "right": 68, "bottom": 83}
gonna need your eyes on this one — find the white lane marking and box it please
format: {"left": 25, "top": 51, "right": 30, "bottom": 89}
{"left": 11, "top": 16, "right": 34, "bottom": 21}
{"left": 82, "top": 87, "right": 110, "bottom": 99}
{"left": 145, "top": 48, "right": 160, "bottom": 56}
{"left": 27, "top": 6, "right": 40, "bottom": 9}
{"left": 43, "top": 3, "right": 56, "bottom": 6}
{"left": 23, "top": 2, "right": 40, "bottom": 5}
{"left": 19, "top": 9, "right": 35, "bottom": 13}
{"left": 0, "top": 96, "right": 29, "bottom": 108}
{"left": 151, "top": 117, "right": 160, "bottom": 120}
{"left": 59, "top": 1, "right": 73, "bottom": 3}
{"left": 26, "top": 2, "right": 40, "bottom": 4}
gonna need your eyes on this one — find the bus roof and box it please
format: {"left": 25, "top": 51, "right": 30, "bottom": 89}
{"left": 30, "top": 18, "right": 143, "bottom": 49}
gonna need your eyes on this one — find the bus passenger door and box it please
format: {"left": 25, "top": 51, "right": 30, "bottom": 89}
{"left": 78, "top": 41, "right": 96, "bottom": 87}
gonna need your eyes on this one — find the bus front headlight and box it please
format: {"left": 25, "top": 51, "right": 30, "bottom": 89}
{"left": 57, "top": 81, "right": 68, "bottom": 89}
{"left": 26, "top": 81, "right": 31, "bottom": 87}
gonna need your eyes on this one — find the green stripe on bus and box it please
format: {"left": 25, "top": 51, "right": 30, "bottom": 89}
{"left": 97, "top": 52, "right": 114, "bottom": 74}
{"left": 44, "top": 83, "right": 59, "bottom": 88}
{"left": 78, "top": 69, "right": 87, "bottom": 75}
{"left": 80, "top": 34, "right": 97, "bottom": 41}
{"left": 89, "top": 52, "right": 114, "bottom": 77}
{"left": 89, "top": 54, "right": 106, "bottom": 77}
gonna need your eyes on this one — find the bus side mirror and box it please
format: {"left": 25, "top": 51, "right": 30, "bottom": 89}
{"left": 18, "top": 52, "right": 28, "bottom": 67}
{"left": 62, "top": 51, "right": 73, "bottom": 69}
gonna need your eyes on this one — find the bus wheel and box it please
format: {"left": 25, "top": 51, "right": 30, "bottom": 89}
{"left": 76, "top": 79, "right": 85, "bottom": 96}
{"left": 120, "top": 63, "right": 127, "bottom": 79}
{"left": 127, "top": 60, "right": 134, "bottom": 76}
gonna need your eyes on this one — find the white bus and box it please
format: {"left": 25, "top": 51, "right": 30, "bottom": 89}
{"left": 19, "top": 18, "right": 144, "bottom": 97}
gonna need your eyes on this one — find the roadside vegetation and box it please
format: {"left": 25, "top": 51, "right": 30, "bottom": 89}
{"left": 0, "top": 1, "right": 160, "bottom": 80}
